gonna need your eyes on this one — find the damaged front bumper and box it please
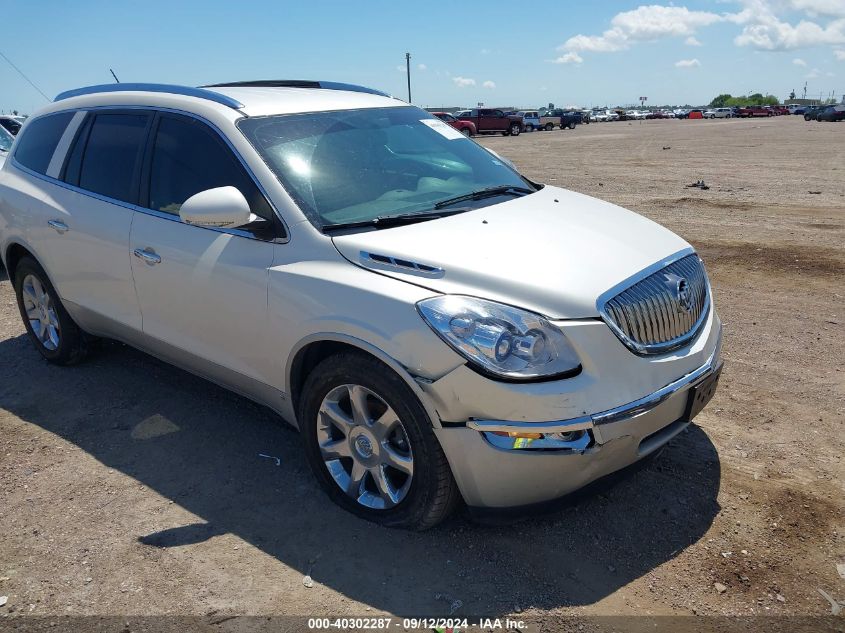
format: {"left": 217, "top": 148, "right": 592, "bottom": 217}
{"left": 430, "top": 329, "right": 723, "bottom": 509}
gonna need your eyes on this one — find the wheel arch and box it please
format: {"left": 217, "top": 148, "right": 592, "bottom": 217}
{"left": 286, "top": 333, "right": 443, "bottom": 431}
{"left": 3, "top": 240, "right": 42, "bottom": 282}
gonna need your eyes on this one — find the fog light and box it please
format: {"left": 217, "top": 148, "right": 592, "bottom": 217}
{"left": 491, "top": 431, "right": 544, "bottom": 439}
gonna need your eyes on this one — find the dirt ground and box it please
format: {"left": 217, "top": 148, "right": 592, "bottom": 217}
{"left": 1, "top": 116, "right": 843, "bottom": 627}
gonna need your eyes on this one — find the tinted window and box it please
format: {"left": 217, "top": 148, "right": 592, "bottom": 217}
{"left": 148, "top": 115, "right": 272, "bottom": 220}
{"left": 13, "top": 112, "right": 74, "bottom": 174}
{"left": 79, "top": 113, "right": 149, "bottom": 203}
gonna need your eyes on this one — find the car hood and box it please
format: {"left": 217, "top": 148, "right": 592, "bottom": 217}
{"left": 330, "top": 186, "right": 691, "bottom": 319}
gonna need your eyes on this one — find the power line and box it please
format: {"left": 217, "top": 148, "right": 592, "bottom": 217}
{"left": 0, "top": 50, "right": 50, "bottom": 101}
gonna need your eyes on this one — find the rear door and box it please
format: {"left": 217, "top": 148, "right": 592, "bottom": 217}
{"left": 23, "top": 110, "right": 149, "bottom": 332}
{"left": 129, "top": 112, "right": 280, "bottom": 385}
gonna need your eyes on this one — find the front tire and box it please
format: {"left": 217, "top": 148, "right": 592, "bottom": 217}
{"left": 525, "top": 123, "right": 534, "bottom": 132}
{"left": 509, "top": 123, "right": 521, "bottom": 136}
{"left": 299, "top": 352, "right": 460, "bottom": 530}
{"left": 14, "top": 256, "right": 89, "bottom": 365}
{"left": 460, "top": 127, "right": 472, "bottom": 137}
{"left": 545, "top": 123, "right": 554, "bottom": 131}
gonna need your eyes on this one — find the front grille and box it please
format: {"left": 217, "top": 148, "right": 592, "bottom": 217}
{"left": 600, "top": 253, "right": 709, "bottom": 355}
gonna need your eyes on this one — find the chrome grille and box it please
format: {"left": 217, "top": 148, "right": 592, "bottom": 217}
{"left": 600, "top": 253, "right": 709, "bottom": 355}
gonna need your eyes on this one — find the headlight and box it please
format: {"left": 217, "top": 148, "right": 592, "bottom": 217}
{"left": 417, "top": 296, "right": 581, "bottom": 380}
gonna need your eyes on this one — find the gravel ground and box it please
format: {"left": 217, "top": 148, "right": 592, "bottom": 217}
{"left": 0, "top": 115, "right": 843, "bottom": 627}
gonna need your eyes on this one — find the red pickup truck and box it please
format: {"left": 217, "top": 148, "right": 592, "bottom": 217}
{"left": 455, "top": 108, "right": 524, "bottom": 136}
{"left": 736, "top": 106, "right": 772, "bottom": 117}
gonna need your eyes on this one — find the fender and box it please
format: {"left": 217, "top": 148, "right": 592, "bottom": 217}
{"left": 285, "top": 331, "right": 445, "bottom": 430}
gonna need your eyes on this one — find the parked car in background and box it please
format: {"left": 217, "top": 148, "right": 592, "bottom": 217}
{"left": 816, "top": 105, "right": 845, "bottom": 122}
{"left": 453, "top": 110, "right": 471, "bottom": 119}
{"left": 0, "top": 116, "right": 22, "bottom": 136}
{"left": 687, "top": 109, "right": 704, "bottom": 120}
{"left": 455, "top": 108, "right": 524, "bottom": 136}
{"left": 592, "top": 111, "right": 609, "bottom": 122}
{"left": 0, "top": 80, "right": 723, "bottom": 529}
{"left": 736, "top": 106, "right": 771, "bottom": 118}
{"left": 432, "top": 112, "right": 476, "bottom": 136}
{"left": 804, "top": 106, "right": 826, "bottom": 121}
{"left": 516, "top": 111, "right": 541, "bottom": 131}
{"left": 771, "top": 106, "right": 789, "bottom": 116}
{"left": 787, "top": 104, "right": 807, "bottom": 115}
{"left": 703, "top": 107, "right": 732, "bottom": 119}
{"left": 0, "top": 126, "right": 13, "bottom": 167}
{"left": 674, "top": 109, "right": 690, "bottom": 119}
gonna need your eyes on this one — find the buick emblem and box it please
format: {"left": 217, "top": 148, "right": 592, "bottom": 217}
{"left": 664, "top": 273, "right": 692, "bottom": 313}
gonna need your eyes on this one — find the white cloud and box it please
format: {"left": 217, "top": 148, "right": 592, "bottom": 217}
{"left": 561, "top": 5, "right": 724, "bottom": 54}
{"left": 482, "top": 80, "right": 496, "bottom": 89}
{"left": 835, "top": 48, "right": 845, "bottom": 59}
{"left": 793, "top": 57, "right": 808, "bottom": 65}
{"left": 826, "top": 70, "right": 836, "bottom": 75}
{"left": 417, "top": 63, "right": 427, "bottom": 71}
{"left": 675, "top": 58, "right": 702, "bottom": 67}
{"left": 452, "top": 76, "right": 476, "bottom": 88}
{"left": 480, "top": 48, "right": 492, "bottom": 55}
{"left": 735, "top": 16, "right": 845, "bottom": 50}
{"left": 558, "top": 1, "right": 845, "bottom": 60}
{"left": 806, "top": 67, "right": 821, "bottom": 77}
{"left": 787, "top": 0, "right": 845, "bottom": 18}
{"left": 550, "top": 52, "right": 584, "bottom": 64}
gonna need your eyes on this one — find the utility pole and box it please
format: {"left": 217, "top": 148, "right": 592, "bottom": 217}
{"left": 405, "top": 52, "right": 412, "bottom": 103}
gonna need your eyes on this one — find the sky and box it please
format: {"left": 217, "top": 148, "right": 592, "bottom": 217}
{"left": 2, "top": 0, "right": 844, "bottom": 114}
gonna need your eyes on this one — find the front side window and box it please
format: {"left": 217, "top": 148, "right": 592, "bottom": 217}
{"left": 238, "top": 106, "right": 532, "bottom": 229}
{"left": 147, "top": 115, "right": 273, "bottom": 220}
{"left": 78, "top": 113, "right": 149, "bottom": 204}
{"left": 13, "top": 112, "right": 74, "bottom": 174}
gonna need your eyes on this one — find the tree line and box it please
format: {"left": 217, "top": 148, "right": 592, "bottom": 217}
{"left": 709, "top": 93, "right": 780, "bottom": 107}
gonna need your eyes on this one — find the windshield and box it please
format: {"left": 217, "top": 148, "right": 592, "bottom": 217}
{"left": 238, "top": 106, "right": 532, "bottom": 229}
{"left": 0, "top": 126, "right": 12, "bottom": 152}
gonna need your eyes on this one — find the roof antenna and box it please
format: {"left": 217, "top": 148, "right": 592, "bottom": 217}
{"left": 109, "top": 68, "right": 120, "bottom": 83}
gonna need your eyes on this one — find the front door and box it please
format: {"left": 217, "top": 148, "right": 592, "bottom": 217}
{"left": 129, "top": 112, "right": 282, "bottom": 386}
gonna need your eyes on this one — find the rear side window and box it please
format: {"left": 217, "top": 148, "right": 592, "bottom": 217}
{"left": 147, "top": 115, "right": 273, "bottom": 220}
{"left": 79, "top": 113, "right": 150, "bottom": 204}
{"left": 13, "top": 112, "right": 74, "bottom": 175}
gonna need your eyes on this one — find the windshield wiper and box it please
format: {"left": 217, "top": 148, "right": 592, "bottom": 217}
{"left": 322, "top": 208, "right": 472, "bottom": 233}
{"left": 433, "top": 185, "right": 535, "bottom": 210}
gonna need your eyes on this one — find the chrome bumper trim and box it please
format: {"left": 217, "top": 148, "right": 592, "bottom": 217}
{"left": 467, "top": 333, "right": 722, "bottom": 436}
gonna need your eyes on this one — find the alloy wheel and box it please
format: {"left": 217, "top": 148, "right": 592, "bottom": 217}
{"left": 21, "top": 274, "right": 60, "bottom": 351}
{"left": 316, "top": 384, "right": 414, "bottom": 510}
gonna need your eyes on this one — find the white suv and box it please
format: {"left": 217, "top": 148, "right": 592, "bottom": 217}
{"left": 0, "top": 81, "right": 722, "bottom": 529}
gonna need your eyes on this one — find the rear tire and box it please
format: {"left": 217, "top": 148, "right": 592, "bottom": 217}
{"left": 509, "top": 123, "right": 521, "bottom": 136}
{"left": 545, "top": 123, "right": 554, "bottom": 131}
{"left": 14, "top": 256, "right": 90, "bottom": 365}
{"left": 299, "top": 352, "right": 460, "bottom": 530}
{"left": 525, "top": 123, "right": 534, "bottom": 132}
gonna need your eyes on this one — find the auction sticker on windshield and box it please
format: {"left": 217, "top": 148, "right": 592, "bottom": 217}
{"left": 420, "top": 118, "right": 465, "bottom": 140}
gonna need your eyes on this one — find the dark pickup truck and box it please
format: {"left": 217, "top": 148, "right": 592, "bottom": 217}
{"left": 455, "top": 108, "right": 524, "bottom": 136}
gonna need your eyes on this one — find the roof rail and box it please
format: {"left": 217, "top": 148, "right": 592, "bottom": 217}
{"left": 201, "top": 80, "right": 391, "bottom": 98}
{"left": 53, "top": 83, "right": 245, "bottom": 109}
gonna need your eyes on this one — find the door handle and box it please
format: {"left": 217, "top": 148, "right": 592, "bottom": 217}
{"left": 48, "top": 219, "right": 69, "bottom": 234}
{"left": 133, "top": 248, "right": 162, "bottom": 265}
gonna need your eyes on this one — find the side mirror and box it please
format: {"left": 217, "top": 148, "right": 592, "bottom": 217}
{"left": 179, "top": 186, "right": 255, "bottom": 228}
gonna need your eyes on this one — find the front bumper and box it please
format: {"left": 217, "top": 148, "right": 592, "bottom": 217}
{"left": 432, "top": 332, "right": 723, "bottom": 509}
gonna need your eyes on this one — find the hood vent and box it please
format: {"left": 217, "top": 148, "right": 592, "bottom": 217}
{"left": 360, "top": 251, "right": 444, "bottom": 277}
